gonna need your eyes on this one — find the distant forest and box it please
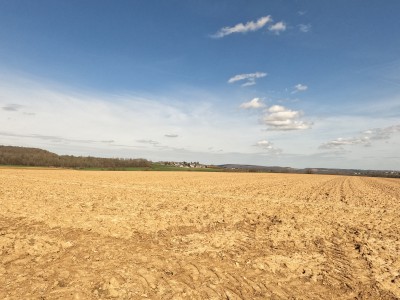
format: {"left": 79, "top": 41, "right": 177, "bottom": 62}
{"left": 0, "top": 146, "right": 151, "bottom": 169}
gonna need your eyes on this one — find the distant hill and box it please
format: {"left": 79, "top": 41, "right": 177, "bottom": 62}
{"left": 1, "top": 145, "right": 399, "bottom": 177}
{"left": 218, "top": 164, "right": 400, "bottom": 178}
{"left": 219, "top": 164, "right": 299, "bottom": 173}
{"left": 0, "top": 145, "right": 150, "bottom": 169}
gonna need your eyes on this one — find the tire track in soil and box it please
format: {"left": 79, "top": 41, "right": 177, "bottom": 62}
{"left": 1, "top": 170, "right": 400, "bottom": 299}
{"left": 0, "top": 216, "right": 284, "bottom": 299}
{"left": 320, "top": 228, "right": 398, "bottom": 300}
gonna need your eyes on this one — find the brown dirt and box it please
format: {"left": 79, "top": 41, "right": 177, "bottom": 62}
{"left": 0, "top": 169, "right": 399, "bottom": 299}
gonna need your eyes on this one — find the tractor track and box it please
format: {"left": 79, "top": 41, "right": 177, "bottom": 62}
{"left": 0, "top": 169, "right": 399, "bottom": 299}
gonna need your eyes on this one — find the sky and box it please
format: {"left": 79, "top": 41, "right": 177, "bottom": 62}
{"left": 0, "top": 0, "right": 399, "bottom": 170}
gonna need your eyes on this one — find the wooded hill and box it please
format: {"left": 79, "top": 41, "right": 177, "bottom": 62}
{"left": 0, "top": 145, "right": 151, "bottom": 169}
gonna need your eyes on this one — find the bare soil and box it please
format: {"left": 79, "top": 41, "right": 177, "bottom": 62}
{"left": 0, "top": 169, "right": 399, "bottom": 299}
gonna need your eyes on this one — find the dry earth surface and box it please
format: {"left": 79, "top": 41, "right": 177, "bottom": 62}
{"left": 0, "top": 168, "right": 399, "bottom": 299}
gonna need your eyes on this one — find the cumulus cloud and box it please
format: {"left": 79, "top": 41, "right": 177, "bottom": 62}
{"left": 298, "top": 24, "right": 311, "bottom": 33}
{"left": 2, "top": 74, "right": 270, "bottom": 159}
{"left": 268, "top": 21, "right": 286, "bottom": 34}
{"left": 320, "top": 124, "right": 400, "bottom": 149}
{"left": 211, "top": 16, "right": 272, "bottom": 38}
{"left": 255, "top": 140, "right": 274, "bottom": 148}
{"left": 240, "top": 98, "right": 265, "bottom": 109}
{"left": 292, "top": 84, "right": 308, "bottom": 93}
{"left": 165, "top": 134, "right": 178, "bottom": 138}
{"left": 262, "top": 105, "right": 312, "bottom": 130}
{"left": 228, "top": 72, "right": 267, "bottom": 87}
{"left": 254, "top": 139, "right": 282, "bottom": 154}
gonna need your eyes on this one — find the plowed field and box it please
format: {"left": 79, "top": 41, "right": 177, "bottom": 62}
{"left": 1, "top": 169, "right": 399, "bottom": 299}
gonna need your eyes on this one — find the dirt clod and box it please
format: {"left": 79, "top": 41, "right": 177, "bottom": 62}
{"left": 0, "top": 169, "right": 399, "bottom": 299}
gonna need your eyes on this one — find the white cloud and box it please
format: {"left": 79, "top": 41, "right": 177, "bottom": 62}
{"left": 239, "top": 98, "right": 265, "bottom": 109}
{"left": 320, "top": 124, "right": 400, "bottom": 149}
{"left": 319, "top": 137, "right": 370, "bottom": 149}
{"left": 0, "top": 74, "right": 272, "bottom": 160}
{"left": 228, "top": 72, "right": 267, "bottom": 87}
{"left": 137, "top": 139, "right": 159, "bottom": 145}
{"left": 255, "top": 140, "right": 273, "bottom": 148}
{"left": 2, "top": 74, "right": 397, "bottom": 170}
{"left": 292, "top": 84, "right": 308, "bottom": 93}
{"left": 298, "top": 24, "right": 311, "bottom": 33}
{"left": 211, "top": 16, "right": 272, "bottom": 38}
{"left": 268, "top": 105, "right": 286, "bottom": 113}
{"left": 268, "top": 21, "right": 286, "bottom": 34}
{"left": 241, "top": 81, "right": 256, "bottom": 87}
{"left": 254, "top": 140, "right": 282, "bottom": 154}
{"left": 228, "top": 72, "right": 267, "bottom": 83}
{"left": 262, "top": 105, "right": 312, "bottom": 130}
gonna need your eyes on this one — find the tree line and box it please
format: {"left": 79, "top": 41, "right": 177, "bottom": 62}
{"left": 0, "top": 145, "right": 151, "bottom": 169}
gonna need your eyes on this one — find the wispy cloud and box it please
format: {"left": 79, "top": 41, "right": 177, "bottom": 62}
{"left": 320, "top": 124, "right": 400, "bottom": 149}
{"left": 1, "top": 72, "right": 398, "bottom": 169}
{"left": 363, "top": 125, "right": 400, "bottom": 140}
{"left": 0, "top": 74, "right": 268, "bottom": 159}
{"left": 262, "top": 105, "right": 312, "bottom": 130}
{"left": 298, "top": 24, "right": 311, "bottom": 33}
{"left": 239, "top": 98, "right": 265, "bottom": 109}
{"left": 136, "top": 138, "right": 186, "bottom": 151}
{"left": 254, "top": 139, "right": 282, "bottom": 154}
{"left": 228, "top": 72, "right": 267, "bottom": 87}
{"left": 137, "top": 139, "right": 159, "bottom": 145}
{"left": 268, "top": 21, "right": 286, "bottom": 34}
{"left": 292, "top": 83, "right": 308, "bottom": 93}
{"left": 2, "top": 104, "right": 23, "bottom": 111}
{"left": 241, "top": 81, "right": 256, "bottom": 87}
{"left": 319, "top": 137, "right": 370, "bottom": 149}
{"left": 211, "top": 16, "right": 272, "bottom": 38}
{"left": 0, "top": 131, "right": 111, "bottom": 145}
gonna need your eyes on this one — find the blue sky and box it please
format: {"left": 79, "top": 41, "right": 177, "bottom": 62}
{"left": 1, "top": 0, "right": 399, "bottom": 170}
